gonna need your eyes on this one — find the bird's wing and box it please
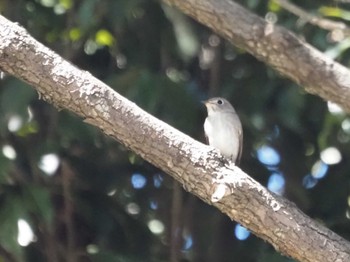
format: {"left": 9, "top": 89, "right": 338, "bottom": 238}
{"left": 236, "top": 127, "right": 243, "bottom": 164}
{"left": 205, "top": 133, "right": 209, "bottom": 145}
{"left": 203, "top": 117, "right": 210, "bottom": 145}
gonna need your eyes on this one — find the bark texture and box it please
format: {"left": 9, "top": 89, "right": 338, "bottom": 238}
{"left": 162, "top": 0, "right": 350, "bottom": 112}
{"left": 0, "top": 15, "right": 350, "bottom": 262}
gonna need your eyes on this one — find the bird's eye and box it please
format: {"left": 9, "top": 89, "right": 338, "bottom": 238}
{"left": 217, "top": 99, "right": 223, "bottom": 105}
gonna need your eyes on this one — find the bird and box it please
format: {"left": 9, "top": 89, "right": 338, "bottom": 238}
{"left": 202, "top": 97, "right": 243, "bottom": 164}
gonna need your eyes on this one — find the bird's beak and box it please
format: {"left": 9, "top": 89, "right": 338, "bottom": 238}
{"left": 201, "top": 100, "right": 208, "bottom": 106}
{"left": 202, "top": 100, "right": 214, "bottom": 110}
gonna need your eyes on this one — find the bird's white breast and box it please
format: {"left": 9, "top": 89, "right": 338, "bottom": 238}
{"left": 204, "top": 112, "right": 241, "bottom": 161}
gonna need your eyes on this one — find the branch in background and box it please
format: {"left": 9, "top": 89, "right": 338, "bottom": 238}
{"left": 273, "top": 0, "right": 350, "bottom": 40}
{"left": 170, "top": 182, "right": 183, "bottom": 262}
{"left": 61, "top": 161, "right": 76, "bottom": 262}
{"left": 1, "top": 15, "right": 350, "bottom": 262}
{"left": 333, "top": 0, "right": 350, "bottom": 3}
{"left": 162, "top": 0, "right": 350, "bottom": 112}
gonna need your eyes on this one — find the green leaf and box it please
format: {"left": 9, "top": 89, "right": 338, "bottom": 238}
{"left": 95, "top": 29, "right": 116, "bottom": 47}
{"left": 22, "top": 185, "right": 53, "bottom": 228}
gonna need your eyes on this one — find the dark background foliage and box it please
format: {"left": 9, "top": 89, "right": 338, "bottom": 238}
{"left": 1, "top": 0, "right": 350, "bottom": 261}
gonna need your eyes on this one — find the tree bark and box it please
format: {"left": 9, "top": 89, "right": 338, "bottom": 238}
{"left": 0, "top": 14, "right": 350, "bottom": 262}
{"left": 162, "top": 0, "right": 350, "bottom": 112}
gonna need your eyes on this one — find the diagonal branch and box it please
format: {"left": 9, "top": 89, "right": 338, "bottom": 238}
{"left": 274, "top": 0, "right": 350, "bottom": 36}
{"left": 0, "top": 15, "right": 349, "bottom": 262}
{"left": 162, "top": 0, "right": 350, "bottom": 112}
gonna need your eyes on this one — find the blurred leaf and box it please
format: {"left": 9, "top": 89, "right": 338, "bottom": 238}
{"left": 109, "top": 69, "right": 199, "bottom": 134}
{"left": 0, "top": 186, "right": 25, "bottom": 260}
{"left": 17, "top": 121, "right": 39, "bottom": 137}
{"left": 0, "top": 78, "right": 35, "bottom": 119}
{"left": 108, "top": 0, "right": 144, "bottom": 23}
{"left": 78, "top": 0, "right": 98, "bottom": 29}
{"left": 317, "top": 112, "right": 342, "bottom": 150}
{"left": 0, "top": 155, "right": 11, "bottom": 183}
{"left": 59, "top": 0, "right": 72, "bottom": 10}
{"left": 22, "top": 185, "right": 53, "bottom": 228}
{"left": 95, "top": 29, "right": 115, "bottom": 47}
{"left": 277, "top": 87, "right": 305, "bottom": 132}
{"left": 324, "top": 38, "right": 350, "bottom": 59}
{"left": 162, "top": 6, "right": 199, "bottom": 60}
{"left": 68, "top": 27, "right": 82, "bottom": 42}
{"left": 268, "top": 0, "right": 281, "bottom": 12}
{"left": 319, "top": 6, "right": 350, "bottom": 21}
{"left": 57, "top": 111, "right": 100, "bottom": 143}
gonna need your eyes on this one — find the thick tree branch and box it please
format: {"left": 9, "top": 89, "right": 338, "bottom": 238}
{"left": 162, "top": 0, "right": 350, "bottom": 112}
{"left": 0, "top": 15, "right": 350, "bottom": 262}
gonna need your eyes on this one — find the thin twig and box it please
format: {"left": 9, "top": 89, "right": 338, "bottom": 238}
{"left": 273, "top": 0, "right": 350, "bottom": 37}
